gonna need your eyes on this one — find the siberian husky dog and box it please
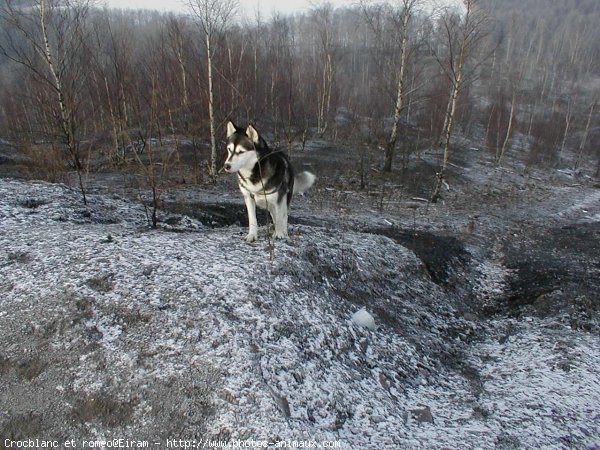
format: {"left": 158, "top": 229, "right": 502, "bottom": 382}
{"left": 223, "top": 121, "right": 315, "bottom": 242}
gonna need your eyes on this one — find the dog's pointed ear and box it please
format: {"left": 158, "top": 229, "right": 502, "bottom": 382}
{"left": 246, "top": 124, "right": 260, "bottom": 144}
{"left": 226, "top": 121, "right": 237, "bottom": 138}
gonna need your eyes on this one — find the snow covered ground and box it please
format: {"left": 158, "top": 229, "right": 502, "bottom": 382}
{"left": 1, "top": 178, "right": 599, "bottom": 449}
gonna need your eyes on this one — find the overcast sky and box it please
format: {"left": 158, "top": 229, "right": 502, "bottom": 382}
{"left": 102, "top": 0, "right": 355, "bottom": 17}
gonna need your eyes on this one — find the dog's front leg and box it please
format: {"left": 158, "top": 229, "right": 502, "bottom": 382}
{"left": 272, "top": 200, "right": 289, "bottom": 239}
{"left": 242, "top": 191, "right": 258, "bottom": 243}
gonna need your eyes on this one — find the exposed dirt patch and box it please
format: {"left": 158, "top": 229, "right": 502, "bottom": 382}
{"left": 15, "top": 359, "right": 48, "bottom": 381}
{"left": 0, "top": 413, "right": 45, "bottom": 441}
{"left": 18, "top": 198, "right": 48, "bottom": 209}
{"left": 70, "top": 396, "right": 137, "bottom": 427}
{"left": 86, "top": 273, "right": 116, "bottom": 293}
{"left": 0, "top": 356, "right": 48, "bottom": 381}
{"left": 6, "top": 252, "right": 32, "bottom": 264}
{"left": 161, "top": 200, "right": 330, "bottom": 230}
{"left": 367, "top": 227, "right": 469, "bottom": 285}
{"left": 497, "top": 222, "right": 600, "bottom": 330}
{"left": 162, "top": 201, "right": 261, "bottom": 228}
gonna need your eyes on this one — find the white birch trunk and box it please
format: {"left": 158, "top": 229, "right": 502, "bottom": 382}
{"left": 206, "top": 33, "right": 218, "bottom": 180}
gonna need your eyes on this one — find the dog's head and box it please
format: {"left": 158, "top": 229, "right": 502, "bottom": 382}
{"left": 223, "top": 121, "right": 261, "bottom": 173}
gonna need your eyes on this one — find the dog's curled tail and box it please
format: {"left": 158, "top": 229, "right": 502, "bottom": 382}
{"left": 294, "top": 171, "right": 316, "bottom": 196}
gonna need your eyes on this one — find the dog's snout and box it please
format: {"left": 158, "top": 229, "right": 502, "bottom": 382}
{"left": 224, "top": 162, "right": 232, "bottom": 172}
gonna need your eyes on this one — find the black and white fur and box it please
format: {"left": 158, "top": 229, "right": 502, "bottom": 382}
{"left": 223, "top": 121, "right": 315, "bottom": 242}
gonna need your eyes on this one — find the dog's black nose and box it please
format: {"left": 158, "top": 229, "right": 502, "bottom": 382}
{"left": 224, "top": 163, "right": 231, "bottom": 171}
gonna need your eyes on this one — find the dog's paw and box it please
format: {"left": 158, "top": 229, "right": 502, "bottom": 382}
{"left": 245, "top": 233, "right": 258, "bottom": 243}
{"left": 272, "top": 230, "right": 288, "bottom": 240}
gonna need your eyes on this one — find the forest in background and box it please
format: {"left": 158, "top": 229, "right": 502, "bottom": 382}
{"left": 0, "top": 0, "right": 599, "bottom": 205}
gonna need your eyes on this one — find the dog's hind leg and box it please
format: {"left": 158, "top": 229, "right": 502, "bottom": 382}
{"left": 242, "top": 190, "right": 258, "bottom": 243}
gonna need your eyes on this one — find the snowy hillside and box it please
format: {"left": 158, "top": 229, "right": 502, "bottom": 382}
{"left": 1, "top": 178, "right": 599, "bottom": 448}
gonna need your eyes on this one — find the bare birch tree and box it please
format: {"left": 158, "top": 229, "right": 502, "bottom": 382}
{"left": 89, "top": 9, "right": 134, "bottom": 165}
{"left": 557, "top": 94, "right": 575, "bottom": 166}
{"left": 0, "top": 0, "right": 96, "bottom": 204}
{"left": 429, "top": 0, "right": 490, "bottom": 203}
{"left": 165, "top": 15, "right": 191, "bottom": 132}
{"left": 185, "top": 0, "right": 238, "bottom": 180}
{"left": 575, "top": 98, "right": 596, "bottom": 170}
{"left": 361, "top": 0, "right": 419, "bottom": 172}
{"left": 312, "top": 3, "right": 337, "bottom": 136}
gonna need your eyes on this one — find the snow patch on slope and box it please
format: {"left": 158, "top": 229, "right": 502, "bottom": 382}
{"left": 1, "top": 178, "right": 599, "bottom": 448}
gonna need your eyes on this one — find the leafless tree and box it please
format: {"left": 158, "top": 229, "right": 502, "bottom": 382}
{"left": 88, "top": 9, "right": 135, "bottom": 164}
{"left": 575, "top": 97, "right": 597, "bottom": 170}
{"left": 185, "top": 0, "right": 238, "bottom": 180}
{"left": 0, "top": 0, "right": 96, "bottom": 204}
{"left": 557, "top": 94, "right": 575, "bottom": 166}
{"left": 361, "top": 0, "right": 420, "bottom": 172}
{"left": 312, "top": 3, "right": 338, "bottom": 136}
{"left": 165, "top": 15, "right": 192, "bottom": 132}
{"left": 429, "top": 0, "right": 490, "bottom": 203}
